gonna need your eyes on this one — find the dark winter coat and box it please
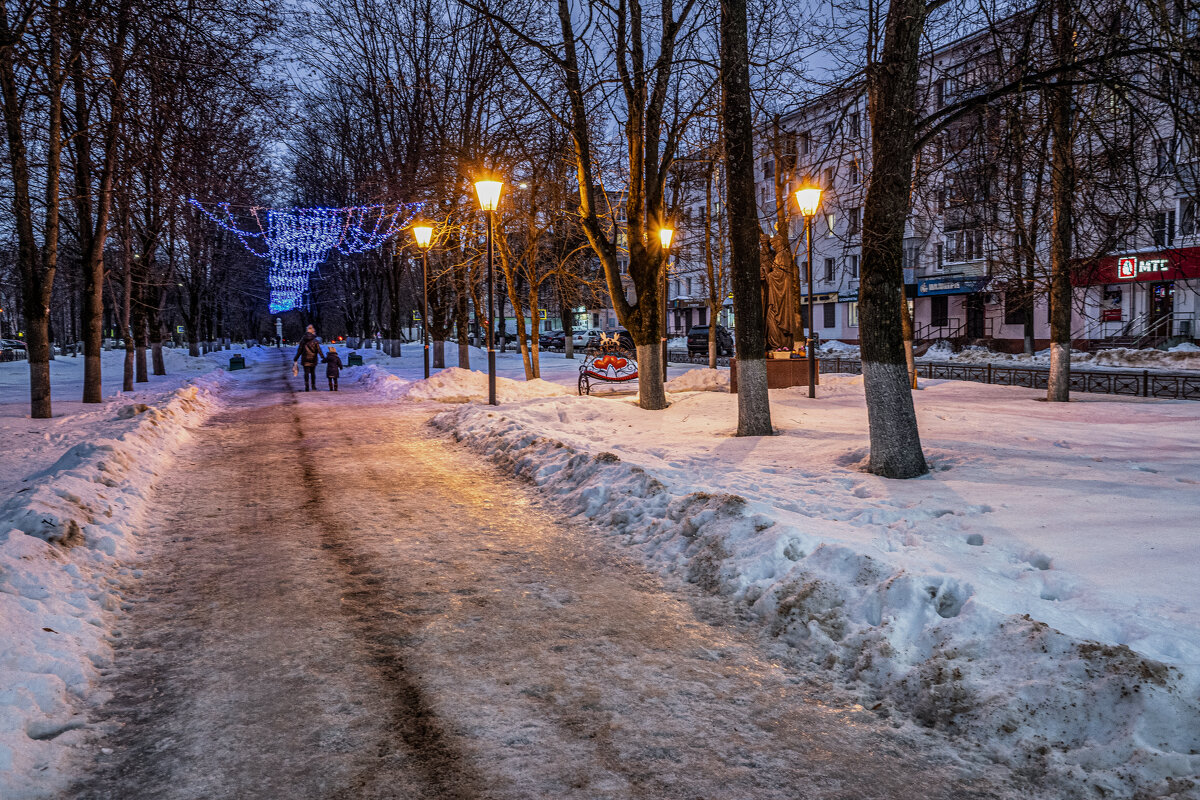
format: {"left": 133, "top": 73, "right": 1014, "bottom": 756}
{"left": 294, "top": 332, "right": 324, "bottom": 366}
{"left": 324, "top": 353, "right": 343, "bottom": 376}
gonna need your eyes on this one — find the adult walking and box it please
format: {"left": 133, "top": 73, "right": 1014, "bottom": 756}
{"left": 293, "top": 325, "right": 324, "bottom": 392}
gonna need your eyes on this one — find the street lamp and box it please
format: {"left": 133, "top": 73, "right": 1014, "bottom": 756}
{"left": 794, "top": 184, "right": 823, "bottom": 399}
{"left": 412, "top": 222, "right": 434, "bottom": 380}
{"left": 474, "top": 177, "right": 503, "bottom": 405}
{"left": 659, "top": 226, "right": 674, "bottom": 382}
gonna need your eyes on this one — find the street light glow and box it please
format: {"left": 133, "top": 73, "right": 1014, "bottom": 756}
{"left": 659, "top": 227, "right": 674, "bottom": 250}
{"left": 412, "top": 223, "right": 434, "bottom": 249}
{"left": 474, "top": 179, "right": 503, "bottom": 212}
{"left": 794, "top": 185, "right": 823, "bottom": 217}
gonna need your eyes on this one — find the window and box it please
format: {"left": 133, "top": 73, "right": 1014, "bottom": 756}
{"left": 826, "top": 213, "right": 836, "bottom": 237}
{"left": 1182, "top": 199, "right": 1197, "bottom": 238}
{"left": 848, "top": 254, "right": 860, "bottom": 278}
{"left": 593, "top": 312, "right": 601, "bottom": 327}
{"left": 799, "top": 131, "right": 811, "bottom": 156}
{"left": 1153, "top": 210, "right": 1176, "bottom": 247}
{"left": 847, "top": 302, "right": 859, "bottom": 327}
{"left": 947, "top": 229, "right": 985, "bottom": 261}
{"left": 1004, "top": 293, "right": 1028, "bottom": 326}
{"left": 1155, "top": 140, "right": 1175, "bottom": 174}
{"left": 937, "top": 188, "right": 946, "bottom": 213}
{"left": 686, "top": 276, "right": 693, "bottom": 294}
{"left": 823, "top": 302, "right": 836, "bottom": 328}
{"left": 848, "top": 207, "right": 861, "bottom": 237}
{"left": 824, "top": 257, "right": 835, "bottom": 282}
{"left": 849, "top": 158, "right": 859, "bottom": 185}
{"left": 824, "top": 166, "right": 835, "bottom": 187}
{"left": 849, "top": 112, "right": 861, "bottom": 138}
{"left": 931, "top": 295, "right": 949, "bottom": 327}
{"left": 902, "top": 244, "right": 920, "bottom": 271}
{"left": 697, "top": 306, "right": 707, "bottom": 327}
{"left": 825, "top": 121, "right": 835, "bottom": 139}
{"left": 763, "top": 160, "right": 775, "bottom": 180}
{"left": 936, "top": 242, "right": 945, "bottom": 271}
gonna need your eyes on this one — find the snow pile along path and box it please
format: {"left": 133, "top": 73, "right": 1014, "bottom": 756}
{"left": 345, "top": 364, "right": 573, "bottom": 403}
{"left": 665, "top": 368, "right": 730, "bottom": 393}
{"left": 0, "top": 371, "right": 230, "bottom": 797}
{"left": 431, "top": 387, "right": 1200, "bottom": 799}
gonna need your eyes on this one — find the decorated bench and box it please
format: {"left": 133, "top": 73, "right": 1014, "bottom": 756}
{"left": 578, "top": 334, "right": 639, "bottom": 395}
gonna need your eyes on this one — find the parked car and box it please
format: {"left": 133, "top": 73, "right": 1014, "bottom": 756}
{"left": 572, "top": 328, "right": 605, "bottom": 348}
{"left": 0, "top": 339, "right": 26, "bottom": 362}
{"left": 687, "top": 324, "right": 734, "bottom": 356}
{"left": 538, "top": 329, "right": 563, "bottom": 350}
{"left": 548, "top": 330, "right": 566, "bottom": 350}
{"left": 591, "top": 328, "right": 634, "bottom": 350}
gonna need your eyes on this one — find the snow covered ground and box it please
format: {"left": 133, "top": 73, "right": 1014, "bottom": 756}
{"left": 0, "top": 346, "right": 268, "bottom": 796}
{"left": 347, "top": 344, "right": 1200, "bottom": 797}
{"left": 4, "top": 338, "right": 1197, "bottom": 797}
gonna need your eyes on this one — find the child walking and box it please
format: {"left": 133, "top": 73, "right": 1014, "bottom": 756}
{"left": 324, "top": 346, "right": 344, "bottom": 391}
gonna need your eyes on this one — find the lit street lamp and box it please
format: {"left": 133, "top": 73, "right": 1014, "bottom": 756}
{"left": 659, "top": 226, "right": 673, "bottom": 382}
{"left": 474, "top": 177, "right": 503, "bottom": 406}
{"left": 412, "top": 222, "right": 434, "bottom": 380}
{"left": 794, "top": 185, "right": 823, "bottom": 399}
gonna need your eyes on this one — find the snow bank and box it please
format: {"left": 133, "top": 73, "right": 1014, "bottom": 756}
{"left": 346, "top": 364, "right": 572, "bottom": 403}
{"left": 0, "top": 371, "right": 230, "bottom": 798}
{"left": 432, "top": 391, "right": 1200, "bottom": 798}
{"left": 665, "top": 368, "right": 730, "bottom": 393}
{"left": 822, "top": 339, "right": 1200, "bottom": 372}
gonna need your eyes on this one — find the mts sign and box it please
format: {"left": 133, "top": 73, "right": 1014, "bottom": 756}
{"left": 1117, "top": 256, "right": 1168, "bottom": 279}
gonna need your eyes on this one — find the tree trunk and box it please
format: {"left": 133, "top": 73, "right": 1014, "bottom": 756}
{"left": 122, "top": 238, "right": 134, "bottom": 392}
{"left": 528, "top": 284, "right": 541, "bottom": 378}
{"left": 859, "top": 0, "right": 928, "bottom": 478}
{"left": 721, "top": 0, "right": 771, "bottom": 435}
{"left": 900, "top": 286, "right": 918, "bottom": 389}
{"left": 434, "top": 339, "right": 445, "bottom": 369}
{"left": 561, "top": 290, "right": 575, "bottom": 360}
{"left": 134, "top": 309, "right": 149, "bottom": 383}
{"left": 150, "top": 302, "right": 166, "bottom": 375}
{"left": 704, "top": 167, "right": 719, "bottom": 370}
{"left": 1046, "top": 0, "right": 1075, "bottom": 402}
{"left": 1, "top": 0, "right": 64, "bottom": 418}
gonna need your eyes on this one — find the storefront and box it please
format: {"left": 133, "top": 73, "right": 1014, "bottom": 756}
{"left": 914, "top": 275, "right": 992, "bottom": 338}
{"left": 1076, "top": 248, "right": 1200, "bottom": 342}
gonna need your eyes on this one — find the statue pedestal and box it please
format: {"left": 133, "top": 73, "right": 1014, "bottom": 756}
{"left": 729, "top": 357, "right": 819, "bottom": 394}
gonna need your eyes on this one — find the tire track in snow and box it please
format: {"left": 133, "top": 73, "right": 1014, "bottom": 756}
{"left": 286, "top": 395, "right": 485, "bottom": 800}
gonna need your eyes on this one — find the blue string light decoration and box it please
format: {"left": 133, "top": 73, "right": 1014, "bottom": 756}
{"left": 188, "top": 201, "right": 423, "bottom": 312}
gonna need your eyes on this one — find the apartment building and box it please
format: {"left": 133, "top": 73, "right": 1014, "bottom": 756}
{"left": 750, "top": 18, "right": 1199, "bottom": 351}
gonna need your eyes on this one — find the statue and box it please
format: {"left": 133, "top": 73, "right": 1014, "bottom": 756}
{"left": 759, "top": 231, "right": 794, "bottom": 351}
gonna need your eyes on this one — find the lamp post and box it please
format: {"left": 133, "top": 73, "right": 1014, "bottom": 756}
{"left": 659, "top": 226, "right": 674, "bottom": 382}
{"left": 794, "top": 185, "right": 823, "bottom": 399}
{"left": 474, "top": 177, "right": 503, "bottom": 405}
{"left": 412, "top": 222, "right": 434, "bottom": 379}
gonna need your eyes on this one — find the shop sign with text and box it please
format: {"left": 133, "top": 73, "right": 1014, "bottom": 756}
{"left": 1117, "top": 256, "right": 1168, "bottom": 279}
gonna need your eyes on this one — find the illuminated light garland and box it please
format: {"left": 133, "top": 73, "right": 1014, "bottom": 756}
{"left": 189, "top": 200, "right": 423, "bottom": 312}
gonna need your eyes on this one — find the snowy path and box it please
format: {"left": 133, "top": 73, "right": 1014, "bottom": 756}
{"left": 68, "top": 353, "right": 1026, "bottom": 799}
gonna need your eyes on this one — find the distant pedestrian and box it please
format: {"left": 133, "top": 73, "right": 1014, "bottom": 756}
{"left": 293, "top": 324, "right": 324, "bottom": 392}
{"left": 325, "top": 346, "right": 343, "bottom": 391}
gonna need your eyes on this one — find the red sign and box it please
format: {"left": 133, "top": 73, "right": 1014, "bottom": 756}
{"left": 1077, "top": 247, "right": 1200, "bottom": 285}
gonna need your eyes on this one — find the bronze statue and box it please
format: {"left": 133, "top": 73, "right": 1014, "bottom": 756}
{"left": 759, "top": 231, "right": 793, "bottom": 351}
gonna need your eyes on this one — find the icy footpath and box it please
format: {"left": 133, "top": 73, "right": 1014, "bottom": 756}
{"left": 0, "top": 371, "right": 231, "bottom": 798}
{"left": 417, "top": 374, "right": 1200, "bottom": 799}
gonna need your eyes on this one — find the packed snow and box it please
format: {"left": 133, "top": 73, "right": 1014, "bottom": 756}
{"left": 5, "top": 338, "right": 1199, "bottom": 798}
{"left": 0, "top": 347, "right": 261, "bottom": 797}
{"left": 342, "top": 346, "right": 1200, "bottom": 797}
